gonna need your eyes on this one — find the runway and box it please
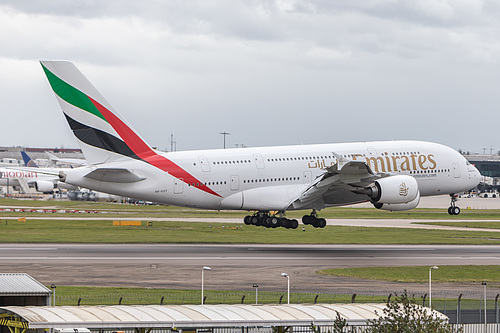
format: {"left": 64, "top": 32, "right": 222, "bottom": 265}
{"left": 2, "top": 243, "right": 499, "bottom": 297}
{"left": 2, "top": 243, "right": 500, "bottom": 265}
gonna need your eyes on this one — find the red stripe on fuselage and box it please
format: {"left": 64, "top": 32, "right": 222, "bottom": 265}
{"left": 88, "top": 97, "right": 221, "bottom": 198}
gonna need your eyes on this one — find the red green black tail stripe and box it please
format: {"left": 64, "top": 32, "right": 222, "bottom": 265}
{"left": 42, "top": 64, "right": 107, "bottom": 122}
{"left": 64, "top": 113, "right": 140, "bottom": 160}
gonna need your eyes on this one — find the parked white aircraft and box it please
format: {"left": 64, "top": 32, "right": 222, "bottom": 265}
{"left": 0, "top": 167, "right": 60, "bottom": 193}
{"left": 40, "top": 61, "right": 481, "bottom": 228}
{"left": 0, "top": 151, "right": 79, "bottom": 193}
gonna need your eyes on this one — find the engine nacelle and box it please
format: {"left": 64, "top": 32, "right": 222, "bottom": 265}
{"left": 368, "top": 175, "right": 419, "bottom": 204}
{"left": 35, "top": 180, "right": 55, "bottom": 193}
{"left": 373, "top": 191, "right": 421, "bottom": 211}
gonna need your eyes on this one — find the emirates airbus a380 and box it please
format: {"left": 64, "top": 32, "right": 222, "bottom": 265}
{"left": 39, "top": 61, "right": 481, "bottom": 229}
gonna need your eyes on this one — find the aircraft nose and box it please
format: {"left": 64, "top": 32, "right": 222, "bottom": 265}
{"left": 472, "top": 166, "right": 482, "bottom": 185}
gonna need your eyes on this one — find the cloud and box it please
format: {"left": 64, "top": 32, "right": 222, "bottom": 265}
{"left": 0, "top": 0, "right": 499, "bottom": 153}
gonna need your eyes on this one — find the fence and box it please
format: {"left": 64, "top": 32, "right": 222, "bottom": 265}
{"left": 56, "top": 291, "right": 401, "bottom": 306}
{"left": 85, "top": 324, "right": 500, "bottom": 333}
{"left": 56, "top": 290, "right": 500, "bottom": 324}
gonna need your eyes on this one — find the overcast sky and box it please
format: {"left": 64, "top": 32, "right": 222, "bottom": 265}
{"left": 1, "top": 0, "right": 499, "bottom": 154}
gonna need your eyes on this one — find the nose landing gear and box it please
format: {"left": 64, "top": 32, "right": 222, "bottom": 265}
{"left": 448, "top": 194, "right": 461, "bottom": 215}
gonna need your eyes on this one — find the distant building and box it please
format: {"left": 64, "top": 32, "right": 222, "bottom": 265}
{"left": 0, "top": 146, "right": 83, "bottom": 167}
{"left": 465, "top": 154, "right": 500, "bottom": 190}
{"left": 0, "top": 273, "right": 51, "bottom": 306}
{"left": 0, "top": 146, "right": 83, "bottom": 159}
{"left": 466, "top": 155, "right": 500, "bottom": 178}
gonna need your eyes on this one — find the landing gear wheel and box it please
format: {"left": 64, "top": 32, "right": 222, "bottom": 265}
{"left": 448, "top": 194, "right": 461, "bottom": 215}
{"left": 244, "top": 216, "right": 252, "bottom": 225}
{"left": 302, "top": 215, "right": 313, "bottom": 225}
{"left": 289, "top": 219, "right": 299, "bottom": 229}
{"left": 317, "top": 218, "right": 326, "bottom": 228}
{"left": 280, "top": 218, "right": 290, "bottom": 228}
{"left": 448, "top": 206, "right": 461, "bottom": 215}
{"left": 269, "top": 216, "right": 279, "bottom": 228}
{"left": 302, "top": 212, "right": 326, "bottom": 228}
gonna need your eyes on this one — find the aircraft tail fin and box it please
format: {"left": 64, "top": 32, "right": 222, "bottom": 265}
{"left": 40, "top": 61, "right": 155, "bottom": 165}
{"left": 21, "top": 151, "right": 39, "bottom": 168}
{"left": 45, "top": 151, "right": 58, "bottom": 167}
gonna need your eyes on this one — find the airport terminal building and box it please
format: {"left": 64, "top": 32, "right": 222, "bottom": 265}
{"left": 466, "top": 154, "right": 500, "bottom": 180}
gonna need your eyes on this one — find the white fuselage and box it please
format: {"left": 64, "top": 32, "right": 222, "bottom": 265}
{"left": 61, "top": 140, "right": 481, "bottom": 211}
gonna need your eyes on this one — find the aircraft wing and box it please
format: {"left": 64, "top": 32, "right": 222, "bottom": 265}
{"left": 2, "top": 166, "right": 59, "bottom": 176}
{"left": 288, "top": 154, "right": 382, "bottom": 210}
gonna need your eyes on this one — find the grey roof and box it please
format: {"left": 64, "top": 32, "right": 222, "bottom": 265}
{"left": 0, "top": 273, "right": 51, "bottom": 296}
{"left": 0, "top": 304, "right": 448, "bottom": 329}
{"left": 465, "top": 154, "right": 500, "bottom": 162}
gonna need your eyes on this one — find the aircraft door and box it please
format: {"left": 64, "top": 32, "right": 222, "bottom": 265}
{"left": 253, "top": 153, "right": 265, "bottom": 169}
{"left": 230, "top": 175, "right": 239, "bottom": 191}
{"left": 303, "top": 171, "right": 312, "bottom": 184}
{"left": 453, "top": 163, "right": 460, "bottom": 178}
{"left": 174, "top": 178, "right": 184, "bottom": 194}
{"left": 198, "top": 156, "right": 211, "bottom": 172}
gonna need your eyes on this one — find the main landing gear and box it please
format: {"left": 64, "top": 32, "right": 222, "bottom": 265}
{"left": 448, "top": 194, "right": 461, "bottom": 215}
{"left": 302, "top": 210, "right": 327, "bottom": 228}
{"left": 244, "top": 212, "right": 299, "bottom": 229}
{"left": 243, "top": 210, "right": 328, "bottom": 229}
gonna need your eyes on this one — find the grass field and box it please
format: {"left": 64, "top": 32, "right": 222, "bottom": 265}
{"left": 318, "top": 265, "right": 500, "bottom": 285}
{"left": 415, "top": 221, "right": 500, "bottom": 229}
{"left": 2, "top": 218, "right": 500, "bottom": 244}
{"left": 2, "top": 198, "right": 500, "bottom": 220}
{"left": 1, "top": 197, "right": 500, "bottom": 244}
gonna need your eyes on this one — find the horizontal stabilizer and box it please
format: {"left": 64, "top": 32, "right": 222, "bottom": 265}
{"left": 84, "top": 168, "right": 146, "bottom": 183}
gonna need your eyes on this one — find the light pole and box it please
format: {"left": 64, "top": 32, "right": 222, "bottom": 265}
{"left": 50, "top": 284, "right": 56, "bottom": 306}
{"left": 253, "top": 283, "right": 259, "bottom": 305}
{"left": 201, "top": 266, "right": 211, "bottom": 304}
{"left": 281, "top": 273, "right": 290, "bottom": 304}
{"left": 429, "top": 266, "right": 438, "bottom": 308}
{"left": 483, "top": 281, "right": 487, "bottom": 332}
{"left": 220, "top": 132, "right": 230, "bottom": 149}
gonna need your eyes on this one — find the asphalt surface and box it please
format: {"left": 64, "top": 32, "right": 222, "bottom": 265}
{"left": 2, "top": 243, "right": 499, "bottom": 297}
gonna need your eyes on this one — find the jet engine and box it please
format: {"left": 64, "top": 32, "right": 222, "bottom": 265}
{"left": 373, "top": 191, "right": 421, "bottom": 211}
{"left": 34, "top": 180, "right": 55, "bottom": 193}
{"left": 364, "top": 175, "right": 419, "bottom": 204}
